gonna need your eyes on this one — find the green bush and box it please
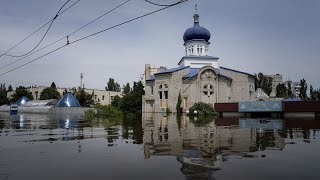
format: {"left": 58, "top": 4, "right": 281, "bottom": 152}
{"left": 84, "top": 109, "right": 96, "bottom": 120}
{"left": 95, "top": 104, "right": 123, "bottom": 118}
{"left": 189, "top": 102, "right": 216, "bottom": 117}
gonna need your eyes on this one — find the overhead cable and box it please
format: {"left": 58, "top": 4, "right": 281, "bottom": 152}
{"left": 0, "top": 0, "right": 80, "bottom": 58}
{"left": 0, "top": 0, "right": 187, "bottom": 77}
{"left": 0, "top": 0, "right": 132, "bottom": 70}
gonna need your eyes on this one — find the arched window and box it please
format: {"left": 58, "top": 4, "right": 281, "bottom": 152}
{"left": 197, "top": 45, "right": 200, "bottom": 54}
{"left": 164, "top": 84, "right": 168, "bottom": 89}
{"left": 159, "top": 85, "right": 162, "bottom": 89}
{"left": 205, "top": 46, "right": 208, "bottom": 54}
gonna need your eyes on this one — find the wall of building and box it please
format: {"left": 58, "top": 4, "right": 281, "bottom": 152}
{"left": 220, "top": 68, "right": 255, "bottom": 102}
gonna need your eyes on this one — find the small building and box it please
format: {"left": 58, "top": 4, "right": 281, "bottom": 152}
{"left": 7, "top": 86, "right": 122, "bottom": 106}
{"left": 142, "top": 10, "right": 255, "bottom": 113}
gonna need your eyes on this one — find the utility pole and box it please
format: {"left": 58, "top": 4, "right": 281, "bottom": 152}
{"left": 80, "top": 73, "right": 83, "bottom": 89}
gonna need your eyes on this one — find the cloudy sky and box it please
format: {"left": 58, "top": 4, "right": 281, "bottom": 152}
{"left": 0, "top": 0, "right": 319, "bottom": 90}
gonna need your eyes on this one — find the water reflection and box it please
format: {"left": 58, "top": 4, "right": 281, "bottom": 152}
{"left": 1, "top": 112, "right": 320, "bottom": 180}
{"left": 142, "top": 113, "right": 320, "bottom": 179}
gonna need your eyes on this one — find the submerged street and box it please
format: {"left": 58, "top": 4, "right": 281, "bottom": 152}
{"left": 1, "top": 113, "right": 319, "bottom": 180}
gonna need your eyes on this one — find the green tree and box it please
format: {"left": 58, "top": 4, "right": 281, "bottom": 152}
{"left": 0, "top": 84, "right": 9, "bottom": 105}
{"left": 317, "top": 89, "right": 320, "bottom": 101}
{"left": 276, "top": 83, "right": 287, "bottom": 98}
{"left": 105, "top": 78, "right": 121, "bottom": 92}
{"left": 11, "top": 86, "right": 33, "bottom": 102}
{"left": 111, "top": 95, "right": 122, "bottom": 109}
{"left": 51, "top": 82, "right": 57, "bottom": 89}
{"left": 40, "top": 87, "right": 61, "bottom": 100}
{"left": 287, "top": 82, "right": 292, "bottom": 96}
{"left": 299, "top": 79, "right": 308, "bottom": 100}
{"left": 122, "top": 83, "right": 131, "bottom": 95}
{"left": 7, "top": 85, "right": 13, "bottom": 92}
{"left": 255, "top": 73, "right": 273, "bottom": 96}
{"left": 310, "top": 85, "right": 316, "bottom": 100}
{"left": 75, "top": 88, "right": 94, "bottom": 107}
{"left": 119, "top": 81, "right": 145, "bottom": 114}
{"left": 189, "top": 102, "right": 216, "bottom": 117}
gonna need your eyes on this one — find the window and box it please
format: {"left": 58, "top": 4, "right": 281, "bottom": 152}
{"left": 111, "top": 96, "right": 114, "bottom": 101}
{"left": 102, "top": 95, "right": 105, "bottom": 100}
{"left": 159, "top": 91, "right": 163, "bottom": 108}
{"left": 183, "top": 97, "right": 188, "bottom": 109}
{"left": 164, "top": 84, "right": 168, "bottom": 89}
{"left": 159, "top": 85, "right": 162, "bottom": 89}
{"left": 197, "top": 45, "right": 200, "bottom": 54}
{"left": 203, "top": 83, "right": 214, "bottom": 97}
{"left": 205, "top": 46, "right": 208, "bottom": 54}
{"left": 164, "top": 91, "right": 168, "bottom": 99}
{"left": 94, "top": 95, "right": 97, "bottom": 100}
{"left": 200, "top": 46, "right": 203, "bottom": 54}
{"left": 151, "top": 86, "right": 154, "bottom": 95}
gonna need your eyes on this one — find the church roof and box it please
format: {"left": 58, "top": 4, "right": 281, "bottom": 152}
{"left": 154, "top": 66, "right": 189, "bottom": 75}
{"left": 220, "top": 66, "right": 255, "bottom": 77}
{"left": 183, "top": 13, "right": 211, "bottom": 43}
{"left": 182, "top": 68, "right": 232, "bottom": 80}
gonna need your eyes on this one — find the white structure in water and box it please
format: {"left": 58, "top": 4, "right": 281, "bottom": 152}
{"left": 142, "top": 9, "right": 255, "bottom": 113}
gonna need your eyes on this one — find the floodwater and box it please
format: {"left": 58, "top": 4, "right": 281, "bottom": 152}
{"left": 0, "top": 112, "right": 320, "bottom": 180}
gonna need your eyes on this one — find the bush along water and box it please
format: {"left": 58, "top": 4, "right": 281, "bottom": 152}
{"left": 188, "top": 102, "right": 217, "bottom": 118}
{"left": 84, "top": 104, "right": 123, "bottom": 123}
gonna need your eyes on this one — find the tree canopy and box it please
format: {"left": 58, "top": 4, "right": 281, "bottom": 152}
{"left": 276, "top": 83, "right": 287, "bottom": 98}
{"left": 299, "top": 79, "right": 308, "bottom": 100}
{"left": 110, "top": 81, "right": 145, "bottom": 115}
{"left": 51, "top": 82, "right": 57, "bottom": 89}
{"left": 40, "top": 87, "right": 61, "bottom": 100}
{"left": 75, "top": 89, "right": 94, "bottom": 107}
{"left": 255, "top": 73, "right": 273, "bottom": 96}
{"left": 0, "top": 84, "right": 10, "bottom": 106}
{"left": 11, "top": 86, "right": 33, "bottom": 102}
{"left": 105, "top": 78, "right": 121, "bottom": 92}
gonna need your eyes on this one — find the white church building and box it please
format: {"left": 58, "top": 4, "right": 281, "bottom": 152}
{"left": 142, "top": 10, "right": 255, "bottom": 113}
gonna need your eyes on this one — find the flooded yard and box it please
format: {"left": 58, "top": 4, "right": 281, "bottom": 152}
{"left": 1, "top": 112, "right": 320, "bottom": 180}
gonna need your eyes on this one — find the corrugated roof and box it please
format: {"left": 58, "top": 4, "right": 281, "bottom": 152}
{"left": 220, "top": 66, "right": 254, "bottom": 77}
{"left": 154, "top": 66, "right": 189, "bottom": 75}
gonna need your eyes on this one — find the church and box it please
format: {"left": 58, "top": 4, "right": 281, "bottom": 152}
{"left": 142, "top": 10, "right": 255, "bottom": 113}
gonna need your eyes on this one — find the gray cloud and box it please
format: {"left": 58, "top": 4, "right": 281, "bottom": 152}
{"left": 0, "top": 0, "right": 319, "bottom": 89}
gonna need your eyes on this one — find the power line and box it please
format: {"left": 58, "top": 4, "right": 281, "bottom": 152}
{"left": 0, "top": 0, "right": 80, "bottom": 58}
{"left": 145, "top": 0, "right": 185, "bottom": 6}
{"left": 0, "top": 0, "right": 188, "bottom": 77}
{"left": 0, "top": 0, "right": 132, "bottom": 71}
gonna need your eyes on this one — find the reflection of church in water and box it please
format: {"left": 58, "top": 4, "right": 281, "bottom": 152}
{"left": 143, "top": 113, "right": 286, "bottom": 171}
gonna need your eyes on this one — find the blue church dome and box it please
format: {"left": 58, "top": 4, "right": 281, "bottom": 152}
{"left": 183, "top": 13, "right": 211, "bottom": 42}
{"left": 16, "top": 96, "right": 30, "bottom": 106}
{"left": 56, "top": 92, "right": 81, "bottom": 107}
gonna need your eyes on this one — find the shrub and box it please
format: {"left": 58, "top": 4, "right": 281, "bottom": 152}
{"left": 84, "top": 109, "right": 96, "bottom": 120}
{"left": 96, "top": 104, "right": 123, "bottom": 118}
{"left": 189, "top": 102, "right": 216, "bottom": 117}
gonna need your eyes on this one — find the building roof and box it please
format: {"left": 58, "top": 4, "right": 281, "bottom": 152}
{"left": 182, "top": 68, "right": 232, "bottom": 80}
{"left": 16, "top": 96, "right": 30, "bottom": 106}
{"left": 154, "top": 66, "right": 189, "bottom": 75}
{"left": 56, "top": 93, "right": 81, "bottom": 107}
{"left": 220, "top": 66, "right": 255, "bottom": 77}
{"left": 183, "top": 13, "right": 211, "bottom": 43}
